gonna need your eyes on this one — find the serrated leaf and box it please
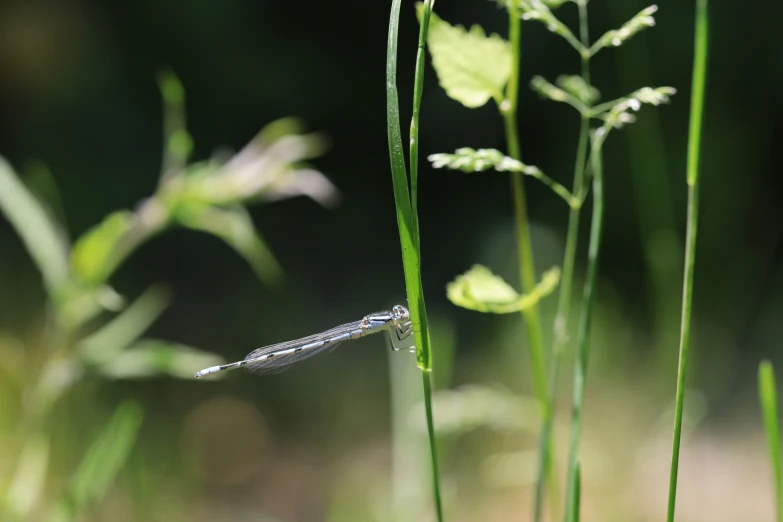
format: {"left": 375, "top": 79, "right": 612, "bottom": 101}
{"left": 63, "top": 401, "right": 143, "bottom": 516}
{"left": 0, "top": 156, "right": 70, "bottom": 295}
{"left": 175, "top": 204, "right": 283, "bottom": 286}
{"left": 417, "top": 5, "right": 511, "bottom": 108}
{"left": 78, "top": 284, "right": 172, "bottom": 365}
{"left": 447, "top": 264, "right": 560, "bottom": 314}
{"left": 70, "top": 211, "right": 133, "bottom": 287}
{"left": 96, "top": 339, "right": 224, "bottom": 380}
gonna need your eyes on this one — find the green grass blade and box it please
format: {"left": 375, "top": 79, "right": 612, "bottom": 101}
{"left": 564, "top": 132, "right": 605, "bottom": 522}
{"left": 759, "top": 361, "right": 783, "bottom": 522}
{"left": 666, "top": 1, "right": 708, "bottom": 520}
{"left": 386, "top": 1, "right": 443, "bottom": 520}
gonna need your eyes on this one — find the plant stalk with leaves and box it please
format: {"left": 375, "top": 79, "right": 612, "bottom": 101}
{"left": 422, "top": 2, "right": 674, "bottom": 521}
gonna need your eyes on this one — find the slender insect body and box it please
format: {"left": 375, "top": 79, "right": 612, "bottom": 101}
{"left": 194, "top": 305, "right": 415, "bottom": 379}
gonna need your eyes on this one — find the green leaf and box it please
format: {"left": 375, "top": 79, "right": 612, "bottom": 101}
{"left": 70, "top": 211, "right": 133, "bottom": 287}
{"left": 0, "top": 156, "right": 70, "bottom": 295}
{"left": 759, "top": 361, "right": 783, "bottom": 522}
{"left": 78, "top": 284, "right": 172, "bottom": 365}
{"left": 175, "top": 204, "right": 283, "bottom": 286}
{"left": 416, "top": 5, "right": 511, "bottom": 108}
{"left": 96, "top": 339, "right": 224, "bottom": 379}
{"left": 63, "top": 401, "right": 144, "bottom": 516}
{"left": 447, "top": 265, "right": 560, "bottom": 314}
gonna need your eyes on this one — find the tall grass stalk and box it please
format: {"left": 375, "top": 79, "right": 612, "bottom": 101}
{"left": 534, "top": 2, "right": 591, "bottom": 520}
{"left": 666, "top": 1, "right": 708, "bottom": 520}
{"left": 563, "top": 130, "right": 605, "bottom": 522}
{"left": 759, "top": 361, "right": 783, "bottom": 522}
{"left": 503, "top": 0, "right": 548, "bottom": 408}
{"left": 386, "top": 0, "right": 443, "bottom": 520}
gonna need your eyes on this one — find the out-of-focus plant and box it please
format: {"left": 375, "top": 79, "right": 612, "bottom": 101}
{"left": 418, "top": 2, "right": 674, "bottom": 521}
{"left": 0, "top": 69, "right": 336, "bottom": 521}
{"left": 759, "top": 361, "right": 783, "bottom": 522}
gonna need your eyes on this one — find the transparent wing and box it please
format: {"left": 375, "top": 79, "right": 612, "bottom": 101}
{"left": 242, "top": 320, "right": 363, "bottom": 375}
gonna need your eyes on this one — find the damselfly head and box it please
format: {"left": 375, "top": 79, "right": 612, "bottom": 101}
{"left": 391, "top": 305, "right": 411, "bottom": 325}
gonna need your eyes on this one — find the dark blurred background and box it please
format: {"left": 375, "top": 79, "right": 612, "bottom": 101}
{"left": 0, "top": 1, "right": 782, "bottom": 521}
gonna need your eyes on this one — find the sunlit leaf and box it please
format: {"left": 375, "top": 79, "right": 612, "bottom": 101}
{"left": 63, "top": 401, "right": 144, "bottom": 516}
{"left": 78, "top": 284, "right": 172, "bottom": 365}
{"left": 0, "top": 156, "right": 70, "bottom": 295}
{"left": 70, "top": 211, "right": 133, "bottom": 287}
{"left": 416, "top": 5, "right": 511, "bottom": 108}
{"left": 97, "top": 339, "right": 224, "bottom": 380}
{"left": 175, "top": 204, "right": 283, "bottom": 286}
{"left": 447, "top": 264, "right": 560, "bottom": 314}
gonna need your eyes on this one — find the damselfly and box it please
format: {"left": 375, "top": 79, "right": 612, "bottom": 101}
{"left": 195, "top": 305, "right": 415, "bottom": 378}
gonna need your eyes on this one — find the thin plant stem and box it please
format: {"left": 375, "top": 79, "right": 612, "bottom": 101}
{"left": 502, "top": 4, "right": 557, "bottom": 518}
{"left": 534, "top": 2, "right": 591, "bottom": 520}
{"left": 386, "top": 0, "right": 443, "bottom": 520}
{"left": 422, "top": 371, "right": 444, "bottom": 522}
{"left": 503, "top": 0, "right": 548, "bottom": 421}
{"left": 666, "top": 1, "right": 708, "bottom": 520}
{"left": 759, "top": 361, "right": 783, "bottom": 522}
{"left": 563, "top": 130, "right": 605, "bottom": 522}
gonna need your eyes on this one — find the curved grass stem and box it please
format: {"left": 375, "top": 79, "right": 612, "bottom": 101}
{"left": 563, "top": 129, "right": 605, "bottom": 522}
{"left": 666, "top": 2, "right": 708, "bottom": 519}
{"left": 386, "top": 0, "right": 443, "bottom": 520}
